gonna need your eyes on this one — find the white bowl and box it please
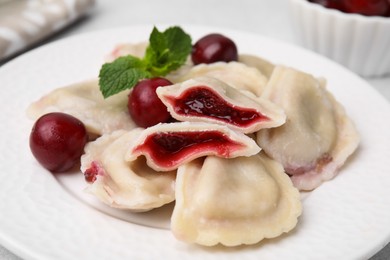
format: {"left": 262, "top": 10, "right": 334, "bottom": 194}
{"left": 288, "top": 0, "right": 390, "bottom": 77}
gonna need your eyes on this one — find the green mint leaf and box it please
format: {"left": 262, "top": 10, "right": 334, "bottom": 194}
{"left": 144, "top": 26, "right": 192, "bottom": 76}
{"left": 98, "top": 26, "right": 192, "bottom": 98}
{"left": 99, "top": 55, "right": 151, "bottom": 98}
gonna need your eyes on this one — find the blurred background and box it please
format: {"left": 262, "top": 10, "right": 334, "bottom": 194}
{"left": 0, "top": 0, "right": 389, "bottom": 259}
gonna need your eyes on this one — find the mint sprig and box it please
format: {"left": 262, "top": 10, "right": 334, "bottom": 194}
{"left": 99, "top": 56, "right": 151, "bottom": 98}
{"left": 99, "top": 26, "right": 192, "bottom": 98}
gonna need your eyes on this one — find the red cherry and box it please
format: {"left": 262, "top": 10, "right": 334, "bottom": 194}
{"left": 309, "top": 0, "right": 347, "bottom": 11}
{"left": 29, "top": 112, "right": 88, "bottom": 172}
{"left": 343, "top": 0, "right": 389, "bottom": 16}
{"left": 128, "top": 77, "right": 173, "bottom": 128}
{"left": 191, "top": 34, "right": 238, "bottom": 65}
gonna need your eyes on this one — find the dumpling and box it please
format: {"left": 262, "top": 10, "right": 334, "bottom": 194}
{"left": 238, "top": 54, "right": 275, "bottom": 79}
{"left": 167, "top": 61, "right": 268, "bottom": 96}
{"left": 105, "top": 42, "right": 147, "bottom": 61}
{"left": 26, "top": 79, "right": 136, "bottom": 136}
{"left": 126, "top": 122, "right": 261, "bottom": 171}
{"left": 156, "top": 76, "right": 285, "bottom": 134}
{"left": 80, "top": 129, "right": 176, "bottom": 211}
{"left": 171, "top": 153, "right": 302, "bottom": 247}
{"left": 256, "top": 66, "right": 359, "bottom": 190}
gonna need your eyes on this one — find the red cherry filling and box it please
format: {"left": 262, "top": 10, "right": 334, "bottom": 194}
{"left": 84, "top": 161, "right": 104, "bottom": 183}
{"left": 132, "top": 131, "right": 244, "bottom": 169}
{"left": 165, "top": 86, "right": 269, "bottom": 127}
{"left": 285, "top": 153, "right": 333, "bottom": 176}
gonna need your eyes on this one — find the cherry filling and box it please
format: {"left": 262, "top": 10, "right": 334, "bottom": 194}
{"left": 84, "top": 161, "right": 104, "bottom": 183}
{"left": 133, "top": 131, "right": 244, "bottom": 169}
{"left": 166, "top": 86, "right": 269, "bottom": 128}
{"left": 285, "top": 154, "right": 333, "bottom": 176}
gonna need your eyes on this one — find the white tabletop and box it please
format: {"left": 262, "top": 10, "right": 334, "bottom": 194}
{"left": 0, "top": 0, "right": 389, "bottom": 259}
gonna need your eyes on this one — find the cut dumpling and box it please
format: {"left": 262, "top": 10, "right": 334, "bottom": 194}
{"left": 238, "top": 54, "right": 275, "bottom": 79}
{"left": 126, "top": 122, "right": 261, "bottom": 172}
{"left": 256, "top": 66, "right": 359, "bottom": 190}
{"left": 26, "top": 79, "right": 136, "bottom": 136}
{"left": 80, "top": 129, "right": 176, "bottom": 211}
{"left": 167, "top": 61, "right": 267, "bottom": 96}
{"left": 171, "top": 153, "right": 302, "bottom": 247}
{"left": 156, "top": 77, "right": 285, "bottom": 133}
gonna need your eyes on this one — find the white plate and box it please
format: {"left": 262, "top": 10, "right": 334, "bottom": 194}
{"left": 0, "top": 25, "right": 390, "bottom": 260}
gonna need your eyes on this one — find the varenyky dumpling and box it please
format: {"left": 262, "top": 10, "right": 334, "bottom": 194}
{"left": 26, "top": 79, "right": 136, "bottom": 136}
{"left": 167, "top": 61, "right": 268, "bottom": 96}
{"left": 256, "top": 66, "right": 359, "bottom": 191}
{"left": 126, "top": 122, "right": 261, "bottom": 171}
{"left": 81, "top": 129, "right": 176, "bottom": 211}
{"left": 171, "top": 153, "right": 302, "bottom": 246}
{"left": 105, "top": 41, "right": 147, "bottom": 61}
{"left": 156, "top": 77, "right": 285, "bottom": 134}
{"left": 238, "top": 54, "right": 275, "bottom": 79}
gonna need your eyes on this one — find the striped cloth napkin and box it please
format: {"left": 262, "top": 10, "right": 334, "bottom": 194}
{"left": 0, "top": 0, "right": 95, "bottom": 62}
